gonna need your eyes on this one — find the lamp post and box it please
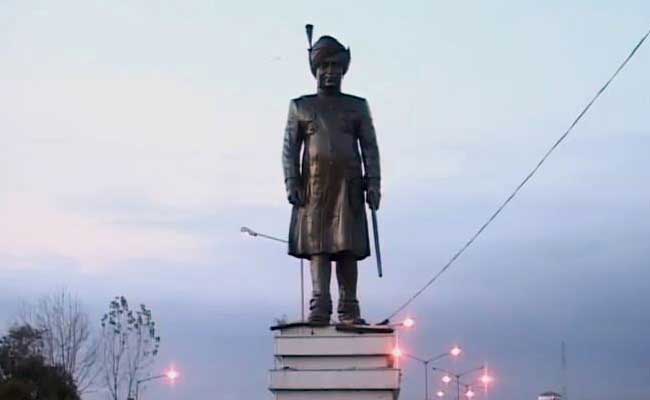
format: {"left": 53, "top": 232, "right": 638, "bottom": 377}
{"left": 241, "top": 226, "right": 305, "bottom": 321}
{"left": 388, "top": 317, "right": 418, "bottom": 369}
{"left": 403, "top": 346, "right": 463, "bottom": 400}
{"left": 433, "top": 365, "right": 486, "bottom": 400}
{"left": 133, "top": 368, "right": 179, "bottom": 400}
{"left": 388, "top": 317, "right": 416, "bottom": 329}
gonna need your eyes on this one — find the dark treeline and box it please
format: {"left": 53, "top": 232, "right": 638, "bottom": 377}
{"left": 0, "top": 290, "right": 160, "bottom": 400}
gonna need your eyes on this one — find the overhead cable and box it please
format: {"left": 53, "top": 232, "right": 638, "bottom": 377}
{"left": 383, "top": 26, "right": 650, "bottom": 322}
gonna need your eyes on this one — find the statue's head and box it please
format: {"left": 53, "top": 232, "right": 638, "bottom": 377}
{"left": 309, "top": 35, "right": 350, "bottom": 92}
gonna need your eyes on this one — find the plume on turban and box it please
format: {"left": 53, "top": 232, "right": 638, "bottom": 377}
{"left": 309, "top": 35, "right": 351, "bottom": 77}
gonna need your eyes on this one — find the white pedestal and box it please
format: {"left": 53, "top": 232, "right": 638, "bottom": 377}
{"left": 269, "top": 324, "right": 401, "bottom": 400}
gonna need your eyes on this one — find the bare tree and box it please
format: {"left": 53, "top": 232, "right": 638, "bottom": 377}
{"left": 17, "top": 289, "right": 99, "bottom": 394}
{"left": 100, "top": 296, "right": 160, "bottom": 400}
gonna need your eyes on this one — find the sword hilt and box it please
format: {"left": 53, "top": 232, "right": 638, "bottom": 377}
{"left": 305, "top": 24, "right": 314, "bottom": 50}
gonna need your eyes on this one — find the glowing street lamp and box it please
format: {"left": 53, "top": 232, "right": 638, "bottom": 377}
{"left": 480, "top": 373, "right": 493, "bottom": 386}
{"left": 403, "top": 346, "right": 463, "bottom": 400}
{"left": 432, "top": 366, "right": 486, "bottom": 400}
{"left": 165, "top": 368, "right": 179, "bottom": 381}
{"left": 437, "top": 390, "right": 446, "bottom": 398}
{"left": 388, "top": 317, "right": 416, "bottom": 329}
{"left": 403, "top": 317, "right": 415, "bottom": 328}
{"left": 479, "top": 363, "right": 493, "bottom": 392}
{"left": 133, "top": 367, "right": 180, "bottom": 400}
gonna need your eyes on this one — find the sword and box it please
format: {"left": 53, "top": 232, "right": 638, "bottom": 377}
{"left": 371, "top": 208, "right": 383, "bottom": 278}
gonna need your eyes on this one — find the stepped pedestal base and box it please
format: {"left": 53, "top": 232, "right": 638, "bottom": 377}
{"left": 269, "top": 323, "right": 401, "bottom": 400}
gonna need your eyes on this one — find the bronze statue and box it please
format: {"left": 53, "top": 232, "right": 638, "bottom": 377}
{"left": 282, "top": 30, "right": 381, "bottom": 325}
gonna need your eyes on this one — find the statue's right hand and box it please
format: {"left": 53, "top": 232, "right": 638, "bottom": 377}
{"left": 286, "top": 178, "right": 305, "bottom": 207}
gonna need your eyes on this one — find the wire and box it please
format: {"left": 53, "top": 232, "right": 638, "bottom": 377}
{"left": 383, "top": 26, "right": 650, "bottom": 322}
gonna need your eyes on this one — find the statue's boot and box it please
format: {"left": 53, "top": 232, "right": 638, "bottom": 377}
{"left": 308, "top": 255, "right": 332, "bottom": 325}
{"left": 336, "top": 257, "right": 365, "bottom": 325}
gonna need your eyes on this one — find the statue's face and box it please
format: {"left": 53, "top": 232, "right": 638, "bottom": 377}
{"left": 316, "top": 56, "right": 344, "bottom": 90}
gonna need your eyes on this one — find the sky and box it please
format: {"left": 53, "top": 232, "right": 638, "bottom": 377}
{"left": 1, "top": 1, "right": 649, "bottom": 399}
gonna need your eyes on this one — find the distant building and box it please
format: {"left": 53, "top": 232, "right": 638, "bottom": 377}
{"left": 539, "top": 391, "right": 562, "bottom": 400}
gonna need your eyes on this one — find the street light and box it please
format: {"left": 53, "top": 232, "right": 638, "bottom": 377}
{"left": 480, "top": 374, "right": 493, "bottom": 385}
{"left": 402, "top": 317, "right": 415, "bottom": 328}
{"left": 166, "top": 368, "right": 179, "bottom": 381}
{"left": 388, "top": 317, "right": 416, "bottom": 329}
{"left": 432, "top": 366, "right": 486, "bottom": 400}
{"left": 133, "top": 367, "right": 179, "bottom": 400}
{"left": 241, "top": 226, "right": 305, "bottom": 321}
{"left": 479, "top": 364, "right": 494, "bottom": 399}
{"left": 436, "top": 390, "right": 446, "bottom": 398}
{"left": 403, "top": 346, "right": 463, "bottom": 400}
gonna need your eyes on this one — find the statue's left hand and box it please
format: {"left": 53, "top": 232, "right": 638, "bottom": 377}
{"left": 286, "top": 178, "right": 305, "bottom": 207}
{"left": 366, "top": 181, "right": 381, "bottom": 210}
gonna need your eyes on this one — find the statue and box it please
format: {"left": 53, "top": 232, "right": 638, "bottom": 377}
{"left": 282, "top": 30, "right": 381, "bottom": 325}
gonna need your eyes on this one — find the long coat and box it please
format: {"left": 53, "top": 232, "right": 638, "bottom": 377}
{"left": 282, "top": 93, "right": 380, "bottom": 260}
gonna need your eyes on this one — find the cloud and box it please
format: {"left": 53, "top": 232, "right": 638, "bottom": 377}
{"left": 1, "top": 74, "right": 286, "bottom": 212}
{"left": 0, "top": 192, "right": 209, "bottom": 270}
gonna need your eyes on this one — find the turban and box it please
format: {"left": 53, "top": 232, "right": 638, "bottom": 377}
{"left": 309, "top": 35, "right": 351, "bottom": 77}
